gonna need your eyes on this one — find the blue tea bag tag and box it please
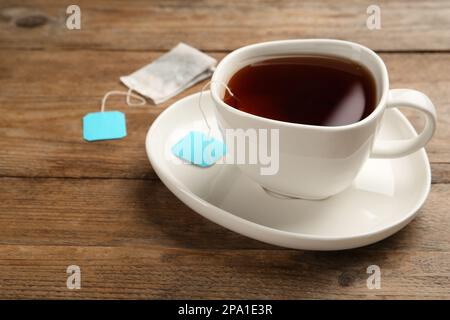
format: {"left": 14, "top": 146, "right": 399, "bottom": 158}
{"left": 83, "top": 111, "right": 127, "bottom": 142}
{"left": 172, "top": 131, "right": 227, "bottom": 167}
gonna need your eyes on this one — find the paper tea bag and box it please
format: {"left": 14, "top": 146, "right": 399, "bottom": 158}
{"left": 120, "top": 43, "right": 217, "bottom": 104}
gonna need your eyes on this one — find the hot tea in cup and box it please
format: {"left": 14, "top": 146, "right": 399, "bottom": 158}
{"left": 223, "top": 55, "right": 377, "bottom": 127}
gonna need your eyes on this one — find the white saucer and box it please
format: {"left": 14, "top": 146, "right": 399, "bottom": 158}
{"left": 146, "top": 92, "right": 431, "bottom": 250}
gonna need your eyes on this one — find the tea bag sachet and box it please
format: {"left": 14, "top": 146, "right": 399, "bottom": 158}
{"left": 120, "top": 43, "right": 217, "bottom": 104}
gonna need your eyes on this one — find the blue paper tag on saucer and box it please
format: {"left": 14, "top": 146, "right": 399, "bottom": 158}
{"left": 172, "top": 131, "right": 227, "bottom": 167}
{"left": 83, "top": 111, "right": 127, "bottom": 142}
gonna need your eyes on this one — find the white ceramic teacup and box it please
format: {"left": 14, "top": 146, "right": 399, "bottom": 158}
{"left": 210, "top": 39, "right": 437, "bottom": 200}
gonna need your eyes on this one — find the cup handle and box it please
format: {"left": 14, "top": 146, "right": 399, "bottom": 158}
{"left": 370, "top": 89, "right": 437, "bottom": 158}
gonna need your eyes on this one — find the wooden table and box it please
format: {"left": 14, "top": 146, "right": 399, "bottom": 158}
{"left": 0, "top": 0, "right": 449, "bottom": 299}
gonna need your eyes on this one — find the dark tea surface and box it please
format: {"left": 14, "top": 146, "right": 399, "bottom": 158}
{"left": 223, "top": 55, "right": 377, "bottom": 126}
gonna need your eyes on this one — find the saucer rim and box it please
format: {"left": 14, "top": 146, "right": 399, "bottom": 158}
{"left": 146, "top": 91, "right": 431, "bottom": 246}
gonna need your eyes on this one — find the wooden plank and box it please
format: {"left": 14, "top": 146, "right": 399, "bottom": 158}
{"left": 0, "top": 177, "right": 449, "bottom": 252}
{"left": 0, "top": 0, "right": 449, "bottom": 51}
{"left": 0, "top": 244, "right": 450, "bottom": 299}
{"left": 0, "top": 50, "right": 449, "bottom": 180}
{"left": 431, "top": 163, "right": 450, "bottom": 185}
{"left": 0, "top": 0, "right": 448, "bottom": 301}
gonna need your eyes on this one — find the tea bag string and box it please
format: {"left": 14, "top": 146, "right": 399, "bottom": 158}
{"left": 101, "top": 88, "right": 146, "bottom": 112}
{"left": 198, "top": 80, "right": 237, "bottom": 136}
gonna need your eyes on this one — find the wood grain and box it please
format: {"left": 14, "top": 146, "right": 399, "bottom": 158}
{"left": 0, "top": 0, "right": 449, "bottom": 299}
{"left": 1, "top": 245, "right": 450, "bottom": 299}
{"left": 0, "top": 0, "right": 449, "bottom": 51}
{"left": 0, "top": 177, "right": 449, "bottom": 299}
{"left": 0, "top": 50, "right": 449, "bottom": 181}
{"left": 0, "top": 178, "right": 449, "bottom": 252}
